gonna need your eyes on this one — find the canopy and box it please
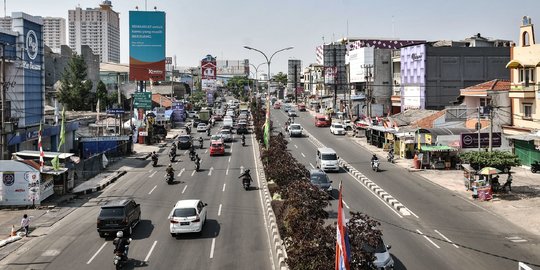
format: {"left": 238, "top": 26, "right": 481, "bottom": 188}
{"left": 419, "top": 145, "right": 458, "bottom": 152}
{"left": 479, "top": 167, "right": 501, "bottom": 175}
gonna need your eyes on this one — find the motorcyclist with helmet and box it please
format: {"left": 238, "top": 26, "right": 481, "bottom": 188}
{"left": 113, "top": 231, "right": 131, "bottom": 262}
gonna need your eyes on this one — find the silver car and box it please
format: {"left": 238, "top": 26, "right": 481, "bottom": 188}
{"left": 218, "top": 129, "right": 233, "bottom": 142}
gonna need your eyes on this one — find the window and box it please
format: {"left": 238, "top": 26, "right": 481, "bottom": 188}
{"left": 519, "top": 68, "right": 535, "bottom": 85}
{"left": 523, "top": 103, "right": 532, "bottom": 119}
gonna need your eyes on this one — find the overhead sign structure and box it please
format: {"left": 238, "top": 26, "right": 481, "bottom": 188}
{"left": 129, "top": 11, "right": 166, "bottom": 81}
{"left": 133, "top": 92, "right": 152, "bottom": 109}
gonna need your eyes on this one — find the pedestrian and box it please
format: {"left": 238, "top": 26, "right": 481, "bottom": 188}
{"left": 21, "top": 214, "right": 30, "bottom": 237}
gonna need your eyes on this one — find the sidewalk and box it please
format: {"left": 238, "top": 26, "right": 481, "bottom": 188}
{"left": 0, "top": 128, "right": 183, "bottom": 256}
{"left": 350, "top": 135, "right": 540, "bottom": 236}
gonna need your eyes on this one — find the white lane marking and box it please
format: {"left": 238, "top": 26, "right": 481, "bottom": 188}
{"left": 205, "top": 149, "right": 208, "bottom": 154}
{"left": 240, "top": 166, "right": 244, "bottom": 174}
{"left": 294, "top": 144, "right": 298, "bottom": 149}
{"left": 218, "top": 204, "right": 222, "bottom": 216}
{"left": 148, "top": 185, "right": 157, "bottom": 195}
{"left": 184, "top": 150, "right": 188, "bottom": 155}
{"left": 149, "top": 169, "right": 153, "bottom": 173}
{"left": 434, "top": 230, "right": 459, "bottom": 248}
{"left": 226, "top": 166, "right": 229, "bottom": 175}
{"left": 506, "top": 236, "right": 528, "bottom": 243}
{"left": 344, "top": 170, "right": 403, "bottom": 218}
{"left": 149, "top": 171, "right": 157, "bottom": 178}
{"left": 208, "top": 167, "right": 214, "bottom": 176}
{"left": 343, "top": 201, "right": 350, "bottom": 209}
{"left": 230, "top": 142, "right": 234, "bottom": 154}
{"left": 301, "top": 153, "right": 306, "bottom": 158}
{"left": 416, "top": 229, "right": 440, "bottom": 249}
{"left": 251, "top": 128, "right": 276, "bottom": 270}
{"left": 222, "top": 183, "right": 226, "bottom": 192}
{"left": 228, "top": 157, "right": 231, "bottom": 163}
{"left": 182, "top": 185, "right": 187, "bottom": 194}
{"left": 191, "top": 170, "right": 196, "bottom": 177}
{"left": 144, "top": 240, "right": 158, "bottom": 262}
{"left": 177, "top": 168, "right": 185, "bottom": 177}
{"left": 87, "top": 242, "right": 107, "bottom": 264}
{"left": 309, "top": 163, "right": 315, "bottom": 168}
{"left": 209, "top": 238, "right": 216, "bottom": 259}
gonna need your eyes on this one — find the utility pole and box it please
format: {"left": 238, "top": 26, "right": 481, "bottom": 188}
{"left": 0, "top": 43, "right": 6, "bottom": 160}
{"left": 489, "top": 103, "right": 494, "bottom": 152}
{"left": 477, "top": 106, "right": 481, "bottom": 151}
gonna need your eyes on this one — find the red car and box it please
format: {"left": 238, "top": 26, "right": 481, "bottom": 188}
{"left": 209, "top": 141, "right": 225, "bottom": 156}
{"left": 273, "top": 103, "right": 281, "bottom": 109}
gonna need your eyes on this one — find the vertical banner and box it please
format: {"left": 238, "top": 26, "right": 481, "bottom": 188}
{"left": 129, "top": 11, "right": 166, "bottom": 81}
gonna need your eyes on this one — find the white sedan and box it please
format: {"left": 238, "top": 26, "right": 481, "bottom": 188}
{"left": 196, "top": 123, "right": 208, "bottom": 132}
{"left": 330, "top": 123, "right": 346, "bottom": 135}
{"left": 169, "top": 199, "right": 207, "bottom": 236}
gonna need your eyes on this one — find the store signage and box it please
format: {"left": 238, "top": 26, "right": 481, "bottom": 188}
{"left": 411, "top": 53, "right": 423, "bottom": 61}
{"left": 460, "top": 132, "right": 501, "bottom": 148}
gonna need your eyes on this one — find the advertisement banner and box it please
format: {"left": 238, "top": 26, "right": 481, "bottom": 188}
{"left": 1, "top": 170, "right": 41, "bottom": 206}
{"left": 348, "top": 47, "right": 374, "bottom": 83}
{"left": 460, "top": 132, "right": 502, "bottom": 148}
{"left": 201, "top": 60, "right": 217, "bottom": 80}
{"left": 324, "top": 66, "right": 337, "bottom": 84}
{"left": 129, "top": 11, "right": 166, "bottom": 81}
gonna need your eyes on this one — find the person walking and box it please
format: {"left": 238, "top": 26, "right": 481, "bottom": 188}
{"left": 21, "top": 214, "right": 30, "bottom": 237}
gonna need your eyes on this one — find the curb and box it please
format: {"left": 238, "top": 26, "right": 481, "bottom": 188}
{"left": 338, "top": 159, "right": 410, "bottom": 215}
{"left": 73, "top": 171, "right": 127, "bottom": 195}
{"left": 253, "top": 143, "right": 289, "bottom": 270}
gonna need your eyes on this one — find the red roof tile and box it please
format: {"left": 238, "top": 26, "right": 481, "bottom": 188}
{"left": 463, "top": 79, "right": 510, "bottom": 91}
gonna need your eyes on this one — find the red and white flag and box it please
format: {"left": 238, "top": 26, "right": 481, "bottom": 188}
{"left": 335, "top": 182, "right": 351, "bottom": 270}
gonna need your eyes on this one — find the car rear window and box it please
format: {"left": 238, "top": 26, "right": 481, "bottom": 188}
{"left": 211, "top": 143, "right": 222, "bottom": 148}
{"left": 311, "top": 173, "right": 329, "bottom": 184}
{"left": 321, "top": 154, "right": 337, "bottom": 160}
{"left": 100, "top": 207, "right": 125, "bottom": 217}
{"left": 290, "top": 125, "right": 301, "bottom": 130}
{"left": 174, "top": 208, "right": 197, "bottom": 217}
{"left": 334, "top": 124, "right": 343, "bottom": 128}
{"left": 179, "top": 137, "right": 190, "bottom": 142}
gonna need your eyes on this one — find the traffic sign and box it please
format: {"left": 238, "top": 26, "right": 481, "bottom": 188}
{"left": 106, "top": 108, "right": 125, "bottom": 114}
{"left": 133, "top": 92, "right": 152, "bottom": 109}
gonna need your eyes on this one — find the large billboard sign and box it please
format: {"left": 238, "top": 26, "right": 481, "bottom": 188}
{"left": 129, "top": 11, "right": 166, "bottom": 81}
{"left": 201, "top": 55, "right": 217, "bottom": 80}
{"left": 348, "top": 47, "right": 374, "bottom": 83}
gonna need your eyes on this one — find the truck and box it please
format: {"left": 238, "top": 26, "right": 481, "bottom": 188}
{"left": 198, "top": 108, "right": 211, "bottom": 124}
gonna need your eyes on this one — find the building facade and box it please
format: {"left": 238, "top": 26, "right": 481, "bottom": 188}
{"left": 43, "top": 17, "right": 66, "bottom": 53}
{"left": 504, "top": 16, "right": 540, "bottom": 166}
{"left": 400, "top": 42, "right": 510, "bottom": 111}
{"left": 287, "top": 59, "right": 302, "bottom": 98}
{"left": 68, "top": 0, "right": 120, "bottom": 63}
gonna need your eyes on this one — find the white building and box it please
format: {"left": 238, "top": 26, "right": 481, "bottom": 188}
{"left": 68, "top": 0, "right": 120, "bottom": 63}
{"left": 43, "top": 17, "right": 66, "bottom": 53}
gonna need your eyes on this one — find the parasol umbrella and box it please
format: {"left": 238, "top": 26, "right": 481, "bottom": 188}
{"left": 479, "top": 167, "right": 501, "bottom": 175}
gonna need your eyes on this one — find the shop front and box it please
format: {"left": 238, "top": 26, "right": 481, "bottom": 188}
{"left": 419, "top": 145, "right": 459, "bottom": 170}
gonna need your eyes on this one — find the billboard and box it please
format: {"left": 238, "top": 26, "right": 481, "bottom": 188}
{"left": 129, "top": 11, "right": 166, "bottom": 81}
{"left": 461, "top": 132, "right": 502, "bottom": 148}
{"left": 348, "top": 47, "right": 374, "bottom": 83}
{"left": 201, "top": 55, "right": 217, "bottom": 80}
{"left": 0, "top": 169, "right": 41, "bottom": 206}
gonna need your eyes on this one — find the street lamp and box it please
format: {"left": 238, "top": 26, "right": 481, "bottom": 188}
{"left": 249, "top": 62, "right": 265, "bottom": 94}
{"left": 243, "top": 46, "right": 294, "bottom": 100}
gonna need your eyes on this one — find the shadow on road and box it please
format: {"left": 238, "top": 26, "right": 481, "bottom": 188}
{"left": 132, "top": 220, "right": 154, "bottom": 240}
{"left": 391, "top": 254, "right": 407, "bottom": 270}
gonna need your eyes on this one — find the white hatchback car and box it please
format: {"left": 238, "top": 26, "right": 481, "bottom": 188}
{"left": 330, "top": 123, "right": 346, "bottom": 135}
{"left": 169, "top": 199, "right": 208, "bottom": 236}
{"left": 196, "top": 123, "right": 208, "bottom": 132}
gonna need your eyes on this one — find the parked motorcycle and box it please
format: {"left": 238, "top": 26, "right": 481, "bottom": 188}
{"left": 371, "top": 160, "right": 380, "bottom": 172}
{"left": 531, "top": 161, "right": 540, "bottom": 173}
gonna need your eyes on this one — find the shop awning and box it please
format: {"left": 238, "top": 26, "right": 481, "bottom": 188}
{"left": 461, "top": 164, "right": 476, "bottom": 172}
{"left": 420, "top": 145, "right": 458, "bottom": 152}
{"left": 14, "top": 151, "right": 74, "bottom": 160}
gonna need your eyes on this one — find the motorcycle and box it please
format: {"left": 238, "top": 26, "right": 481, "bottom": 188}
{"left": 531, "top": 161, "right": 540, "bottom": 173}
{"left": 207, "top": 128, "right": 211, "bottom": 136}
{"left": 169, "top": 152, "right": 176, "bottom": 162}
{"left": 189, "top": 150, "right": 195, "bottom": 161}
{"left": 166, "top": 173, "right": 174, "bottom": 184}
{"left": 113, "top": 239, "right": 131, "bottom": 270}
{"left": 387, "top": 152, "right": 394, "bottom": 163}
{"left": 199, "top": 138, "right": 204, "bottom": 149}
{"left": 242, "top": 137, "right": 246, "bottom": 146}
{"left": 371, "top": 160, "right": 380, "bottom": 172}
{"left": 242, "top": 178, "right": 250, "bottom": 190}
{"left": 151, "top": 155, "right": 158, "bottom": 167}
{"left": 195, "top": 159, "right": 200, "bottom": 172}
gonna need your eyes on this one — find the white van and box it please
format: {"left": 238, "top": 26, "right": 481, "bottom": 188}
{"left": 223, "top": 116, "right": 233, "bottom": 127}
{"left": 316, "top": 147, "right": 339, "bottom": 172}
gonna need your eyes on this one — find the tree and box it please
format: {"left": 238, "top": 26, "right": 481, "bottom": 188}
{"left": 95, "top": 81, "right": 107, "bottom": 111}
{"left": 272, "top": 72, "right": 287, "bottom": 85}
{"left": 57, "top": 54, "right": 94, "bottom": 110}
{"left": 459, "top": 151, "right": 521, "bottom": 171}
{"left": 227, "top": 76, "right": 251, "bottom": 99}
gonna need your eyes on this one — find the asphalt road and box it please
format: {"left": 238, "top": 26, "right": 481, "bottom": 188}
{"left": 275, "top": 108, "right": 540, "bottom": 270}
{"left": 0, "top": 125, "right": 273, "bottom": 270}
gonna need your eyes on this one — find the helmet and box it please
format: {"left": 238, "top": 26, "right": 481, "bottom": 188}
{"left": 245, "top": 169, "right": 250, "bottom": 173}
{"left": 117, "top": 231, "right": 123, "bottom": 238}
{"left": 168, "top": 164, "right": 172, "bottom": 167}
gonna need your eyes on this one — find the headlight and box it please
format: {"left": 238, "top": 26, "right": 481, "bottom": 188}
{"left": 327, "top": 186, "right": 333, "bottom": 191}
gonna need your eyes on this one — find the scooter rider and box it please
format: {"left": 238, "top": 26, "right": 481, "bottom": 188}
{"left": 238, "top": 169, "right": 253, "bottom": 185}
{"left": 207, "top": 126, "right": 211, "bottom": 136}
{"left": 151, "top": 151, "right": 158, "bottom": 166}
{"left": 241, "top": 134, "right": 246, "bottom": 146}
{"left": 198, "top": 136, "right": 204, "bottom": 148}
{"left": 113, "top": 231, "right": 131, "bottom": 261}
{"left": 166, "top": 163, "right": 175, "bottom": 176}
{"left": 371, "top": 154, "right": 379, "bottom": 167}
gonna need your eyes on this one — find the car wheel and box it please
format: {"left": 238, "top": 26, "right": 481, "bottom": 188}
{"left": 170, "top": 233, "right": 177, "bottom": 237}
{"left": 98, "top": 232, "right": 106, "bottom": 238}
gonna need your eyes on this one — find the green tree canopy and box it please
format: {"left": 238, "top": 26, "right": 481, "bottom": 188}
{"left": 459, "top": 151, "right": 521, "bottom": 171}
{"left": 227, "top": 76, "right": 252, "bottom": 100}
{"left": 57, "top": 54, "right": 94, "bottom": 110}
{"left": 272, "top": 72, "right": 287, "bottom": 85}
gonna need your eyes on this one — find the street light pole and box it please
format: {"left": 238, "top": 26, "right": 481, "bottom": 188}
{"left": 243, "top": 46, "right": 294, "bottom": 101}
{"left": 249, "top": 62, "right": 265, "bottom": 95}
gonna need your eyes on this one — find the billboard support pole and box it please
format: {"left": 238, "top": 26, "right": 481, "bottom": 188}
{"left": 477, "top": 107, "right": 481, "bottom": 151}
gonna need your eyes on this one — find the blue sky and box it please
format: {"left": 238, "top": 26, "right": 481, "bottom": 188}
{"left": 4, "top": 0, "right": 540, "bottom": 75}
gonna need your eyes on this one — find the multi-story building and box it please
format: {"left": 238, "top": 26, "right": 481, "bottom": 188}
{"left": 68, "top": 0, "right": 120, "bottom": 63}
{"left": 287, "top": 59, "right": 302, "bottom": 99}
{"left": 43, "top": 17, "right": 66, "bottom": 53}
{"left": 503, "top": 16, "right": 540, "bottom": 166}
{"left": 1, "top": 16, "right": 67, "bottom": 54}
{"left": 399, "top": 36, "right": 511, "bottom": 111}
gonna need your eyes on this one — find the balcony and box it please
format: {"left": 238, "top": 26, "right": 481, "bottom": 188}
{"left": 509, "top": 83, "right": 537, "bottom": 99}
